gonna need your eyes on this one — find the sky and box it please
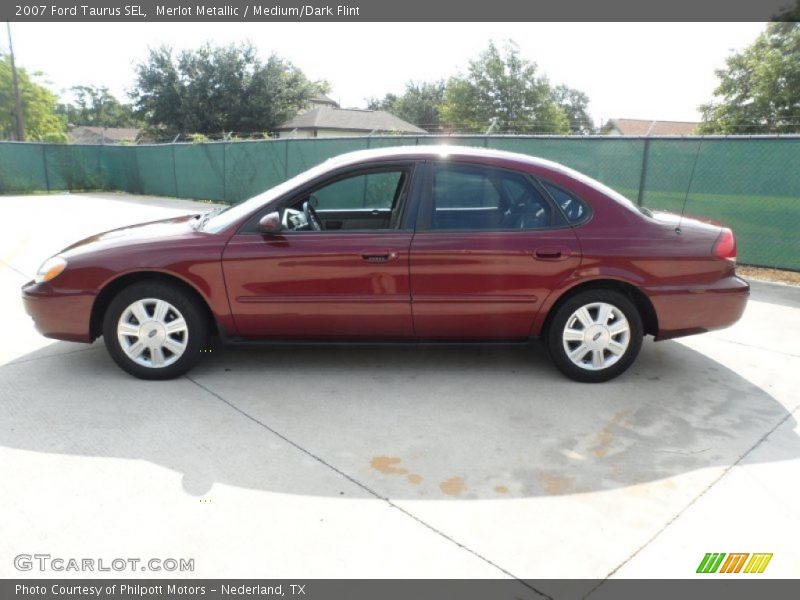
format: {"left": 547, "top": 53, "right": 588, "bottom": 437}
{"left": 6, "top": 22, "right": 766, "bottom": 128}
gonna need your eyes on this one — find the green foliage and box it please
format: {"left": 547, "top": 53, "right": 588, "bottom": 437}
{"left": 368, "top": 81, "right": 446, "bottom": 131}
{"left": 0, "top": 54, "right": 67, "bottom": 141}
{"left": 552, "top": 85, "right": 594, "bottom": 134}
{"left": 366, "top": 93, "right": 397, "bottom": 111}
{"left": 699, "top": 22, "right": 800, "bottom": 133}
{"left": 773, "top": 0, "right": 800, "bottom": 21}
{"left": 131, "top": 42, "right": 327, "bottom": 135}
{"left": 188, "top": 133, "right": 210, "bottom": 144}
{"left": 439, "top": 41, "right": 570, "bottom": 134}
{"left": 39, "top": 131, "right": 68, "bottom": 143}
{"left": 56, "top": 85, "right": 141, "bottom": 128}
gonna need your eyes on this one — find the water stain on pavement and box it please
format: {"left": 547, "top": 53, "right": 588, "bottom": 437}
{"left": 538, "top": 472, "right": 574, "bottom": 495}
{"left": 439, "top": 476, "right": 466, "bottom": 496}
{"left": 590, "top": 410, "right": 629, "bottom": 458}
{"left": 370, "top": 456, "right": 408, "bottom": 475}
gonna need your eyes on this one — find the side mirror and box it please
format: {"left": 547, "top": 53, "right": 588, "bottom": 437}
{"left": 258, "top": 211, "right": 282, "bottom": 234}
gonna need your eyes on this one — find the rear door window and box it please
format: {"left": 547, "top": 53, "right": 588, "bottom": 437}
{"left": 429, "top": 164, "right": 560, "bottom": 230}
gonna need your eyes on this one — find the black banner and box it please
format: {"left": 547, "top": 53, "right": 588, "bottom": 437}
{"left": 3, "top": 0, "right": 798, "bottom": 22}
{"left": 4, "top": 579, "right": 800, "bottom": 600}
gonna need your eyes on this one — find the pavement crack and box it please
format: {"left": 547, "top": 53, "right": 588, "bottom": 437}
{"left": 184, "top": 374, "right": 552, "bottom": 599}
{"left": 655, "top": 447, "right": 710, "bottom": 455}
{"left": 584, "top": 404, "right": 799, "bottom": 598}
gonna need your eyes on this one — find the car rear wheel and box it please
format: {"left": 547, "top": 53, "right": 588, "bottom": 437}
{"left": 546, "top": 289, "right": 643, "bottom": 383}
{"left": 102, "top": 281, "right": 209, "bottom": 380}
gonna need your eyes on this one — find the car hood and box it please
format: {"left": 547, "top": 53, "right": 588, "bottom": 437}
{"left": 60, "top": 213, "right": 202, "bottom": 258}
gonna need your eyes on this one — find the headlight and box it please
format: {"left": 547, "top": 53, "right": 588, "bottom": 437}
{"left": 34, "top": 256, "right": 68, "bottom": 283}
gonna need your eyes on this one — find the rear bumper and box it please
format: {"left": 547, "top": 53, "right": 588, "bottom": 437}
{"left": 646, "top": 275, "right": 749, "bottom": 341}
{"left": 21, "top": 280, "right": 95, "bottom": 343}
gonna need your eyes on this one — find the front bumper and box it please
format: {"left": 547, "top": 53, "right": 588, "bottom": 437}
{"left": 22, "top": 281, "right": 95, "bottom": 343}
{"left": 647, "top": 275, "right": 750, "bottom": 341}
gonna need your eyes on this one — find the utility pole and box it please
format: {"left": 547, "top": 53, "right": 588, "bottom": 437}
{"left": 6, "top": 22, "right": 25, "bottom": 141}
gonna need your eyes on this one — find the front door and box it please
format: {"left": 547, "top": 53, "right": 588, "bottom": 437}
{"left": 222, "top": 164, "right": 418, "bottom": 338}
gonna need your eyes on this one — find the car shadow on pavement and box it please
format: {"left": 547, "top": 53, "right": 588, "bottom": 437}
{"left": 0, "top": 338, "right": 796, "bottom": 500}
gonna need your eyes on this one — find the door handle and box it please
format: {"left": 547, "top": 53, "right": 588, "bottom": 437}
{"left": 534, "top": 247, "right": 569, "bottom": 260}
{"left": 361, "top": 251, "right": 398, "bottom": 263}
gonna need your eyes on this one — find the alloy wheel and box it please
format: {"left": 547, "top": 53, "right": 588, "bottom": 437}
{"left": 117, "top": 298, "right": 189, "bottom": 368}
{"left": 561, "top": 301, "right": 631, "bottom": 371}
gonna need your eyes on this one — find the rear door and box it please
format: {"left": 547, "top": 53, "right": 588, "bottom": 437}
{"left": 222, "top": 163, "right": 420, "bottom": 338}
{"left": 409, "top": 161, "right": 582, "bottom": 339}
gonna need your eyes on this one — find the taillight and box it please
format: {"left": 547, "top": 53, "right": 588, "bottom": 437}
{"left": 714, "top": 228, "right": 737, "bottom": 262}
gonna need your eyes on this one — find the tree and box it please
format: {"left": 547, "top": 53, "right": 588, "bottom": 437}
{"left": 553, "top": 85, "right": 594, "bottom": 134}
{"left": 131, "top": 42, "right": 327, "bottom": 136}
{"left": 56, "top": 85, "right": 141, "bottom": 128}
{"left": 0, "top": 54, "right": 66, "bottom": 141}
{"left": 439, "top": 41, "right": 571, "bottom": 134}
{"left": 368, "top": 81, "right": 446, "bottom": 131}
{"left": 366, "top": 93, "right": 398, "bottom": 112}
{"left": 699, "top": 22, "right": 800, "bottom": 134}
{"left": 774, "top": 0, "right": 800, "bottom": 21}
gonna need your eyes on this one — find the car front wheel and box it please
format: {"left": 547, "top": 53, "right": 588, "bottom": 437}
{"left": 102, "top": 281, "right": 209, "bottom": 380}
{"left": 546, "top": 289, "right": 643, "bottom": 383}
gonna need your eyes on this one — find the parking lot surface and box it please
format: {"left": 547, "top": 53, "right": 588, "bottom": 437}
{"left": 1, "top": 193, "right": 798, "bottom": 592}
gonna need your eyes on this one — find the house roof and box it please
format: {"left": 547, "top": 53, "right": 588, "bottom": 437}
{"left": 309, "top": 93, "right": 339, "bottom": 107}
{"left": 68, "top": 126, "right": 140, "bottom": 144}
{"left": 276, "top": 107, "right": 427, "bottom": 134}
{"left": 604, "top": 118, "right": 699, "bottom": 136}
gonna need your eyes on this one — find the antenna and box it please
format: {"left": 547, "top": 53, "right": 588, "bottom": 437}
{"left": 677, "top": 138, "right": 704, "bottom": 234}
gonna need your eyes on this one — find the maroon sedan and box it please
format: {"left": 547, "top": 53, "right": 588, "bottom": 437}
{"left": 22, "top": 146, "right": 748, "bottom": 382}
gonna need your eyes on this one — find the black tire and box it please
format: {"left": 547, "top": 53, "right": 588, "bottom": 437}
{"left": 545, "top": 289, "right": 643, "bottom": 383}
{"left": 102, "top": 281, "right": 210, "bottom": 380}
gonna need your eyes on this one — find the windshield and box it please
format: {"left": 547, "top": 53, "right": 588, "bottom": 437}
{"left": 200, "top": 160, "right": 337, "bottom": 233}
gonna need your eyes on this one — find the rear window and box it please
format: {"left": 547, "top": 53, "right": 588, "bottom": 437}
{"left": 541, "top": 181, "right": 591, "bottom": 225}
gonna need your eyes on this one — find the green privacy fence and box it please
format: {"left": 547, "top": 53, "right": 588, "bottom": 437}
{"left": 0, "top": 136, "right": 798, "bottom": 270}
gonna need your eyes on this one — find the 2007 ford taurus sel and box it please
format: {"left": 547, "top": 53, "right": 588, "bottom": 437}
{"left": 22, "top": 146, "right": 749, "bottom": 382}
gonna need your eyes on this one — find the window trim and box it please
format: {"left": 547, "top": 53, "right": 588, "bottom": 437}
{"left": 415, "top": 161, "right": 571, "bottom": 233}
{"left": 536, "top": 178, "right": 594, "bottom": 227}
{"left": 238, "top": 161, "right": 419, "bottom": 235}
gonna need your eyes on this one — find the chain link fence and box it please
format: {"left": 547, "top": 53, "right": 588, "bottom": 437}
{"left": 0, "top": 135, "right": 798, "bottom": 270}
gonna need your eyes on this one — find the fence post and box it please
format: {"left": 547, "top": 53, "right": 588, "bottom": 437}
{"left": 41, "top": 144, "right": 50, "bottom": 193}
{"left": 284, "top": 140, "right": 289, "bottom": 181}
{"left": 636, "top": 137, "right": 651, "bottom": 207}
{"left": 222, "top": 142, "right": 227, "bottom": 203}
{"left": 171, "top": 143, "right": 179, "bottom": 198}
{"left": 97, "top": 144, "right": 103, "bottom": 190}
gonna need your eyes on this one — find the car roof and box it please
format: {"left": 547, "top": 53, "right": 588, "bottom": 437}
{"left": 321, "top": 145, "right": 567, "bottom": 173}
{"left": 318, "top": 144, "right": 644, "bottom": 219}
